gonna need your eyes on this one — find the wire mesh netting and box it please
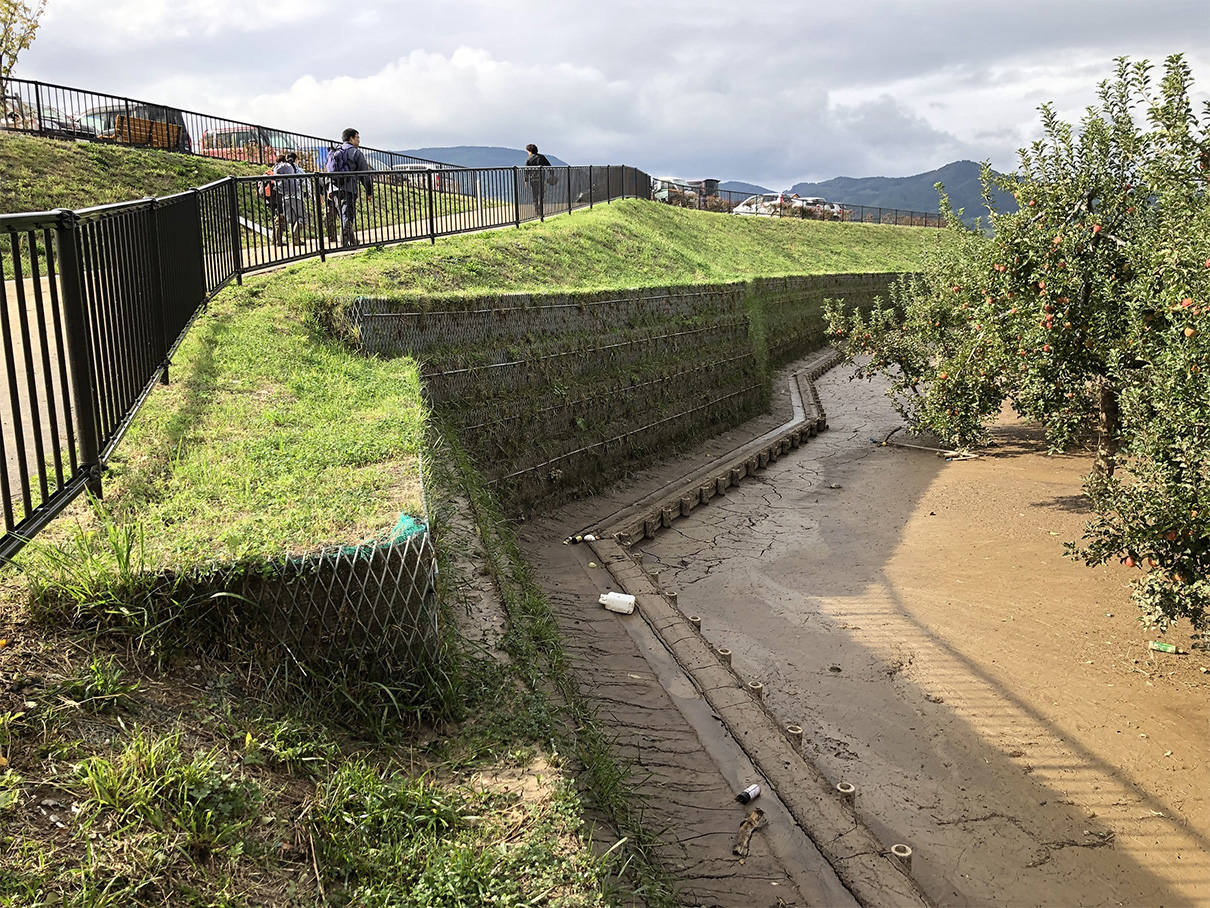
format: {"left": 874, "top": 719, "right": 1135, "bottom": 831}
{"left": 180, "top": 516, "right": 439, "bottom": 683}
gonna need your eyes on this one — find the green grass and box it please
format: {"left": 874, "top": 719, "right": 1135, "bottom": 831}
{"left": 22, "top": 281, "right": 427, "bottom": 571}
{"left": 255, "top": 198, "right": 930, "bottom": 307}
{"left": 0, "top": 640, "right": 624, "bottom": 907}
{"left": 0, "top": 132, "right": 263, "bottom": 214}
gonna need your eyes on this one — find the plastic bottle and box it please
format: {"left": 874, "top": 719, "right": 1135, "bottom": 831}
{"left": 599, "top": 592, "right": 636, "bottom": 614}
{"left": 735, "top": 784, "right": 761, "bottom": 804}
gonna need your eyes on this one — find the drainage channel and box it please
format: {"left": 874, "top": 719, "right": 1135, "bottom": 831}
{"left": 576, "top": 354, "right": 930, "bottom": 907}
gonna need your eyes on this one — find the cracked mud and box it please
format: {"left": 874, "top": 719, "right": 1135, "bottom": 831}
{"left": 633, "top": 365, "right": 1208, "bottom": 907}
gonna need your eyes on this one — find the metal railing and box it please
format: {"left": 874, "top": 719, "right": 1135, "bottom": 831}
{"left": 655, "top": 184, "right": 944, "bottom": 227}
{"left": 0, "top": 75, "right": 448, "bottom": 171}
{"left": 0, "top": 162, "right": 651, "bottom": 560}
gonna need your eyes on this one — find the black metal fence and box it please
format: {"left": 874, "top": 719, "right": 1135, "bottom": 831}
{"left": 0, "top": 163, "right": 651, "bottom": 560}
{"left": 0, "top": 75, "right": 446, "bottom": 171}
{"left": 654, "top": 183, "right": 944, "bottom": 227}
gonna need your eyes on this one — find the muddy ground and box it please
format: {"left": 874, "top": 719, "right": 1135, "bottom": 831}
{"left": 521, "top": 359, "right": 1207, "bottom": 906}
{"left": 626, "top": 364, "right": 1208, "bottom": 906}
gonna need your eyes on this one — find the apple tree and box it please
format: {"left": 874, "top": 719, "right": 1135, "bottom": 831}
{"left": 824, "top": 55, "right": 1210, "bottom": 638}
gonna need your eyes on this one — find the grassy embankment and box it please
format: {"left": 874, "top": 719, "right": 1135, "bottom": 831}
{"left": 0, "top": 136, "right": 932, "bottom": 907}
{"left": 0, "top": 132, "right": 264, "bottom": 213}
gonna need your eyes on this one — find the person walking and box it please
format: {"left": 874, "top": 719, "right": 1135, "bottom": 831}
{"left": 264, "top": 154, "right": 287, "bottom": 245}
{"left": 525, "top": 143, "right": 553, "bottom": 219}
{"left": 325, "top": 128, "right": 374, "bottom": 247}
{"left": 273, "top": 151, "right": 310, "bottom": 245}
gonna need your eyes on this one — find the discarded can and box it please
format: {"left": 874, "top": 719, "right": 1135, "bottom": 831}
{"left": 1149, "top": 641, "right": 1178, "bottom": 654}
{"left": 599, "top": 591, "right": 636, "bottom": 614}
{"left": 735, "top": 784, "right": 761, "bottom": 805}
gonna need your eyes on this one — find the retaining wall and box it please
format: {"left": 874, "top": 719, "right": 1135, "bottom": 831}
{"left": 351, "top": 272, "right": 902, "bottom": 513}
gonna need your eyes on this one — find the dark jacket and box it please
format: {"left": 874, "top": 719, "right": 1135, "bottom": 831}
{"left": 525, "top": 152, "right": 551, "bottom": 184}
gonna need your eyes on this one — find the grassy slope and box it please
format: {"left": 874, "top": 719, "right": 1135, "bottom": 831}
{"left": 38, "top": 199, "right": 930, "bottom": 570}
{"left": 264, "top": 198, "right": 930, "bottom": 302}
{"left": 0, "top": 132, "right": 262, "bottom": 213}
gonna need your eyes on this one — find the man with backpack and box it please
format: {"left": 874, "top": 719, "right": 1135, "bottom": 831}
{"left": 325, "top": 128, "right": 373, "bottom": 247}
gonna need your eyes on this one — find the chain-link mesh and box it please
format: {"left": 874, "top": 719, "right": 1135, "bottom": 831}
{"left": 177, "top": 521, "right": 439, "bottom": 684}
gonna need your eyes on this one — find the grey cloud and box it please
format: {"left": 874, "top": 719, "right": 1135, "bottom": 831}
{"left": 15, "top": 0, "right": 1210, "bottom": 187}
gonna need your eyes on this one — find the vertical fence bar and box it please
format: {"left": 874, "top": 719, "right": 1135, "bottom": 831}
{"left": 513, "top": 167, "right": 521, "bottom": 227}
{"left": 227, "top": 178, "right": 243, "bottom": 285}
{"left": 430, "top": 169, "right": 440, "bottom": 243}
{"left": 54, "top": 210, "right": 102, "bottom": 499}
{"left": 145, "top": 199, "right": 170, "bottom": 385}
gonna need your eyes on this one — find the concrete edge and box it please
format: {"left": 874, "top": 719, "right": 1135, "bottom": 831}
{"left": 598, "top": 348, "right": 839, "bottom": 548}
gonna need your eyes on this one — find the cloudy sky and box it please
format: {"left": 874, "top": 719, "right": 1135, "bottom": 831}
{"left": 16, "top": 0, "right": 1210, "bottom": 188}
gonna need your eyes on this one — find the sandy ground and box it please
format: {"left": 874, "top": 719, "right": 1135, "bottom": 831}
{"left": 628, "top": 365, "right": 1208, "bottom": 907}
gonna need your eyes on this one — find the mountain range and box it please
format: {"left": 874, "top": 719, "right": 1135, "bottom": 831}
{"left": 788, "top": 161, "right": 1016, "bottom": 220}
{"left": 389, "top": 152, "right": 1014, "bottom": 221}
{"left": 724, "top": 161, "right": 1017, "bottom": 221}
{"left": 394, "top": 146, "right": 570, "bottom": 168}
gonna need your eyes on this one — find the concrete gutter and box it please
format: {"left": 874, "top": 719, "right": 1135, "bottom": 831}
{"left": 585, "top": 350, "right": 932, "bottom": 908}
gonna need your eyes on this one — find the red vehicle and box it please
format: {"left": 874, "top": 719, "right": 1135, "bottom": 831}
{"left": 201, "top": 126, "right": 296, "bottom": 165}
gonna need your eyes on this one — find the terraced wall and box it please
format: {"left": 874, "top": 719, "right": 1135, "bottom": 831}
{"left": 351, "top": 272, "right": 901, "bottom": 513}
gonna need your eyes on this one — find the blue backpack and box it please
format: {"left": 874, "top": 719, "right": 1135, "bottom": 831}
{"left": 326, "top": 145, "right": 353, "bottom": 173}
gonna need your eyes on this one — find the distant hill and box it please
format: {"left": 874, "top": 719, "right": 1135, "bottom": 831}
{"left": 720, "top": 180, "right": 772, "bottom": 195}
{"left": 788, "top": 161, "right": 1016, "bottom": 221}
{"left": 393, "top": 146, "right": 570, "bottom": 168}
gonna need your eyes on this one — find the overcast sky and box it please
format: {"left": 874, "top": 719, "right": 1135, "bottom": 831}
{"left": 16, "top": 0, "right": 1210, "bottom": 188}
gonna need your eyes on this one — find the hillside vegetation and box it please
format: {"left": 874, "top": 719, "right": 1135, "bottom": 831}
{"left": 263, "top": 198, "right": 932, "bottom": 306}
{"left": 790, "top": 159, "right": 1018, "bottom": 223}
{"left": 0, "top": 132, "right": 262, "bottom": 213}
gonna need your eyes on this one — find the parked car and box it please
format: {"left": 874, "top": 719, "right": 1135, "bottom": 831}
{"left": 77, "top": 103, "right": 191, "bottom": 152}
{"left": 3, "top": 94, "right": 95, "bottom": 139}
{"left": 732, "top": 192, "right": 796, "bottom": 215}
{"left": 200, "top": 125, "right": 299, "bottom": 164}
{"left": 796, "top": 197, "right": 845, "bottom": 220}
{"left": 389, "top": 162, "right": 459, "bottom": 192}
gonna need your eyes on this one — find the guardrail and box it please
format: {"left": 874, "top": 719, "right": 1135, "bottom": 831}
{"left": 0, "top": 162, "right": 651, "bottom": 561}
{"left": 0, "top": 75, "right": 447, "bottom": 170}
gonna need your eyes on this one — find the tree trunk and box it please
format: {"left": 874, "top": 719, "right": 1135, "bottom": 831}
{"left": 1094, "top": 379, "right": 1119, "bottom": 477}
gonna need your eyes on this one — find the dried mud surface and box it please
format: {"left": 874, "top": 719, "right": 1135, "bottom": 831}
{"left": 628, "top": 365, "right": 1209, "bottom": 907}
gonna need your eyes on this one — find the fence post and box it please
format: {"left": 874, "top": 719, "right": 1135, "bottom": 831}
{"left": 227, "top": 177, "right": 243, "bottom": 285}
{"left": 314, "top": 175, "right": 327, "bottom": 262}
{"left": 145, "top": 198, "right": 170, "bottom": 385}
{"left": 33, "top": 83, "right": 44, "bottom": 138}
{"left": 54, "top": 209, "right": 103, "bottom": 500}
{"left": 588, "top": 165, "right": 593, "bottom": 209}
{"left": 606, "top": 166, "right": 611, "bottom": 204}
{"left": 425, "top": 170, "right": 437, "bottom": 244}
{"left": 513, "top": 167, "right": 521, "bottom": 227}
{"left": 566, "top": 165, "right": 572, "bottom": 215}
